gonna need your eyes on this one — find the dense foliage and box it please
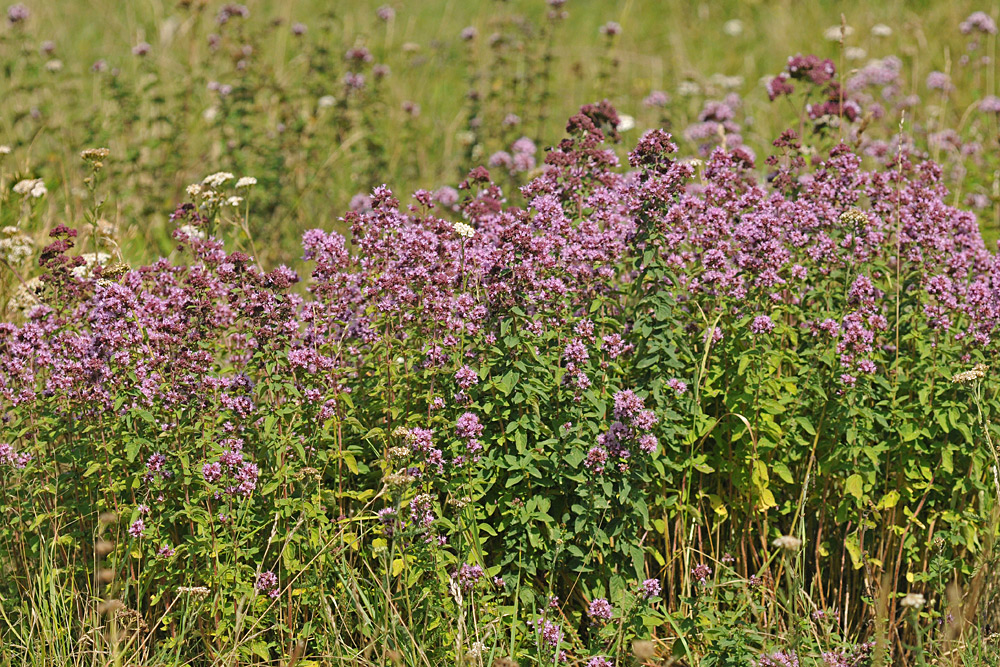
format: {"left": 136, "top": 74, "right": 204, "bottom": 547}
{"left": 1, "top": 99, "right": 998, "bottom": 665}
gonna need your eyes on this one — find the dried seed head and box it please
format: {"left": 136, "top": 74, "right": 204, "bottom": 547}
{"left": 95, "top": 538, "right": 115, "bottom": 557}
{"left": 632, "top": 639, "right": 656, "bottom": 659}
{"left": 98, "top": 568, "right": 115, "bottom": 584}
{"left": 839, "top": 207, "right": 869, "bottom": 233}
{"left": 80, "top": 147, "right": 110, "bottom": 162}
{"left": 387, "top": 446, "right": 410, "bottom": 460}
{"left": 492, "top": 659, "right": 519, "bottom": 667}
{"left": 176, "top": 586, "right": 211, "bottom": 597}
{"left": 951, "top": 363, "right": 987, "bottom": 385}
{"left": 383, "top": 471, "right": 415, "bottom": 488}
{"left": 772, "top": 535, "right": 803, "bottom": 551}
{"left": 97, "top": 599, "right": 125, "bottom": 615}
{"left": 98, "top": 511, "right": 118, "bottom": 525}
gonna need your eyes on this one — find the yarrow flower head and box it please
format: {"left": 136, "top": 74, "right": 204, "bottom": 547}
{"left": 951, "top": 363, "right": 987, "bottom": 384}
{"left": 235, "top": 176, "right": 257, "bottom": 188}
{"left": 453, "top": 222, "right": 476, "bottom": 239}
{"left": 203, "top": 172, "right": 235, "bottom": 188}
{"left": 13, "top": 178, "right": 46, "bottom": 198}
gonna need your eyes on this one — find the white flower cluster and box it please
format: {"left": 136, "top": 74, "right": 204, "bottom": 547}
{"left": 453, "top": 222, "right": 476, "bottom": 239}
{"left": 0, "top": 227, "right": 33, "bottom": 266}
{"left": 12, "top": 178, "right": 46, "bottom": 198}
{"left": 71, "top": 252, "right": 111, "bottom": 279}
{"left": 202, "top": 172, "right": 235, "bottom": 188}
{"left": 186, "top": 173, "right": 254, "bottom": 207}
{"left": 177, "top": 224, "right": 206, "bottom": 240}
{"left": 8, "top": 276, "right": 44, "bottom": 312}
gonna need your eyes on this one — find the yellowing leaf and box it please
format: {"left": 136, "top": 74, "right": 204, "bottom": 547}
{"left": 845, "top": 535, "right": 864, "bottom": 569}
{"left": 845, "top": 474, "right": 864, "bottom": 501}
{"left": 709, "top": 494, "right": 729, "bottom": 520}
{"left": 876, "top": 490, "right": 900, "bottom": 510}
{"left": 392, "top": 558, "right": 405, "bottom": 577}
{"left": 757, "top": 487, "right": 776, "bottom": 511}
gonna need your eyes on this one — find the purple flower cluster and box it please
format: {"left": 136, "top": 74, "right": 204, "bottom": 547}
{"left": 255, "top": 570, "right": 279, "bottom": 598}
{"left": 639, "top": 578, "right": 661, "bottom": 599}
{"left": 821, "top": 641, "right": 874, "bottom": 667}
{"left": 201, "top": 439, "right": 260, "bottom": 498}
{"left": 0, "top": 442, "right": 31, "bottom": 468}
{"left": 587, "top": 597, "right": 613, "bottom": 621}
{"left": 531, "top": 618, "right": 563, "bottom": 649}
{"left": 453, "top": 563, "right": 485, "bottom": 591}
{"left": 691, "top": 563, "right": 713, "bottom": 585}
{"left": 757, "top": 651, "right": 799, "bottom": 667}
{"left": 585, "top": 390, "right": 659, "bottom": 474}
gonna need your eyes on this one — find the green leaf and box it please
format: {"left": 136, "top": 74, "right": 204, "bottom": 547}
{"left": 771, "top": 461, "right": 794, "bottom": 484}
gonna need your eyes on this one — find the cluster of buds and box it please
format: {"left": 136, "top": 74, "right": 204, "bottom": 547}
{"left": 81, "top": 147, "right": 110, "bottom": 173}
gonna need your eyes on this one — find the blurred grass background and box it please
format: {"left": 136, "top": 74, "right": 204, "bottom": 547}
{"left": 1, "top": 0, "right": 997, "bottom": 268}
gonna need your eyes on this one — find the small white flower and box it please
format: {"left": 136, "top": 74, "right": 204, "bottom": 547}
{"left": 616, "top": 114, "right": 636, "bottom": 132}
{"left": 318, "top": 95, "right": 336, "bottom": 108}
{"left": 235, "top": 176, "right": 257, "bottom": 188}
{"left": 901, "top": 593, "right": 925, "bottom": 610}
{"left": 772, "top": 535, "right": 803, "bottom": 551}
{"left": 0, "top": 145, "right": 11, "bottom": 155}
{"left": 709, "top": 73, "right": 744, "bottom": 90}
{"left": 186, "top": 183, "right": 202, "bottom": 197}
{"left": 453, "top": 222, "right": 475, "bottom": 239}
{"left": 71, "top": 252, "right": 111, "bottom": 278}
{"left": 456, "top": 130, "right": 476, "bottom": 147}
{"left": 845, "top": 47, "right": 867, "bottom": 61}
{"left": 44, "top": 59, "right": 63, "bottom": 72}
{"left": 870, "top": 23, "right": 892, "bottom": 38}
{"left": 227, "top": 196, "right": 243, "bottom": 207}
{"left": 824, "top": 24, "right": 854, "bottom": 41}
{"left": 0, "top": 230, "right": 33, "bottom": 265}
{"left": 723, "top": 19, "right": 744, "bottom": 37}
{"left": 13, "top": 178, "right": 46, "bottom": 198}
{"left": 177, "top": 224, "right": 205, "bottom": 240}
{"left": 466, "top": 641, "right": 486, "bottom": 659}
{"left": 202, "top": 172, "right": 235, "bottom": 188}
{"left": 677, "top": 80, "right": 701, "bottom": 97}
{"left": 203, "top": 107, "right": 219, "bottom": 122}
